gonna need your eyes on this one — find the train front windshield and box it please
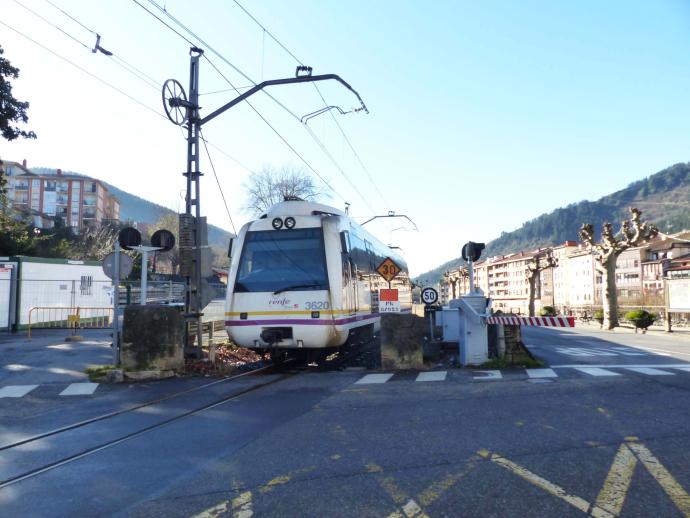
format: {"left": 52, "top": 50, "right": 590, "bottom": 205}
{"left": 234, "top": 228, "right": 329, "bottom": 293}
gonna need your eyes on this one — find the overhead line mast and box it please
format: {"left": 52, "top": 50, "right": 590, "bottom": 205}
{"left": 162, "top": 49, "right": 369, "bottom": 356}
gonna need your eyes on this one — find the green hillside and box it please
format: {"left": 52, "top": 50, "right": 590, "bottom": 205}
{"left": 414, "top": 162, "right": 690, "bottom": 286}
{"left": 31, "top": 167, "right": 234, "bottom": 249}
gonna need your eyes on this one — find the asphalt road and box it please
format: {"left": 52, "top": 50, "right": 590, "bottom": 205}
{"left": 2, "top": 327, "right": 690, "bottom": 517}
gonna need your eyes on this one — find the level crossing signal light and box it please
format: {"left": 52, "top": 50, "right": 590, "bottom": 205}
{"left": 462, "top": 241, "right": 485, "bottom": 262}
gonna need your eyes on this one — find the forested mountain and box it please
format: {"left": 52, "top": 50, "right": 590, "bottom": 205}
{"left": 414, "top": 162, "right": 690, "bottom": 286}
{"left": 31, "top": 167, "right": 233, "bottom": 248}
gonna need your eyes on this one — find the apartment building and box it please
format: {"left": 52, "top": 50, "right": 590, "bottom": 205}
{"left": 441, "top": 234, "right": 690, "bottom": 314}
{"left": 2, "top": 160, "right": 119, "bottom": 229}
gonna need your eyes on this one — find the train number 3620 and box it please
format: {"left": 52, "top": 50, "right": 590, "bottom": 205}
{"left": 305, "top": 301, "right": 330, "bottom": 310}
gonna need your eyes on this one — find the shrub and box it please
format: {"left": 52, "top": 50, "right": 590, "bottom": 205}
{"left": 624, "top": 310, "right": 656, "bottom": 331}
{"left": 539, "top": 306, "right": 556, "bottom": 316}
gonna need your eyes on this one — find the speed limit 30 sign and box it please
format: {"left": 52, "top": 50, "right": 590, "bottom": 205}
{"left": 421, "top": 287, "right": 438, "bottom": 305}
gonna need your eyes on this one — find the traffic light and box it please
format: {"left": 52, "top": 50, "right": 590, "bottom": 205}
{"left": 462, "top": 241, "right": 485, "bottom": 262}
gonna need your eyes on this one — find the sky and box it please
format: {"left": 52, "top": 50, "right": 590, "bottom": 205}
{"left": 2, "top": 0, "right": 690, "bottom": 276}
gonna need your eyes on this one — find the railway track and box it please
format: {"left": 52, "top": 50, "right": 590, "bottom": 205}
{"left": 0, "top": 362, "right": 298, "bottom": 489}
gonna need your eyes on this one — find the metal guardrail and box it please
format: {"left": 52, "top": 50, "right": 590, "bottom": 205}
{"left": 27, "top": 306, "right": 113, "bottom": 339}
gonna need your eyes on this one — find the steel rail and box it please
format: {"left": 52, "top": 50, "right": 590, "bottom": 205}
{"left": 0, "top": 366, "right": 297, "bottom": 489}
{"left": 0, "top": 361, "right": 288, "bottom": 453}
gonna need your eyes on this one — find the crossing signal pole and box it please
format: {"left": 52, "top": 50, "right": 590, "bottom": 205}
{"left": 162, "top": 47, "right": 369, "bottom": 356}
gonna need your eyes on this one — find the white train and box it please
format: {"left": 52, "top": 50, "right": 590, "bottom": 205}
{"left": 224, "top": 200, "right": 412, "bottom": 362}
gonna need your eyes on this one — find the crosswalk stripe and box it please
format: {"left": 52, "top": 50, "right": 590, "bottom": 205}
{"left": 623, "top": 367, "right": 674, "bottom": 376}
{"left": 355, "top": 373, "right": 394, "bottom": 384}
{"left": 0, "top": 385, "right": 39, "bottom": 398}
{"left": 416, "top": 371, "right": 447, "bottom": 382}
{"left": 526, "top": 368, "right": 558, "bottom": 378}
{"left": 59, "top": 383, "right": 99, "bottom": 396}
{"left": 573, "top": 367, "right": 621, "bottom": 377}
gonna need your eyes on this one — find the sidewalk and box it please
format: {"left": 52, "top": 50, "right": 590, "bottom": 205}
{"left": 572, "top": 321, "right": 690, "bottom": 340}
{"left": 0, "top": 329, "right": 113, "bottom": 386}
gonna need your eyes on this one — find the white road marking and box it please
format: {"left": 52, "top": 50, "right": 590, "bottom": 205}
{"left": 552, "top": 363, "right": 690, "bottom": 369}
{"left": 609, "top": 347, "right": 648, "bottom": 356}
{"left": 59, "top": 382, "right": 99, "bottom": 396}
{"left": 526, "top": 368, "right": 558, "bottom": 378}
{"left": 473, "top": 370, "right": 502, "bottom": 380}
{"left": 574, "top": 367, "right": 621, "bottom": 377}
{"left": 629, "top": 346, "right": 690, "bottom": 358}
{"left": 0, "top": 385, "right": 39, "bottom": 398}
{"left": 355, "top": 373, "right": 394, "bottom": 384}
{"left": 555, "top": 347, "right": 617, "bottom": 357}
{"left": 416, "top": 371, "right": 447, "bottom": 382}
{"left": 623, "top": 367, "right": 674, "bottom": 376}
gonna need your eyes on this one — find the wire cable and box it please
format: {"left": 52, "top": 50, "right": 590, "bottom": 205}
{"left": 136, "top": 0, "right": 372, "bottom": 209}
{"left": 202, "top": 56, "right": 345, "bottom": 203}
{"left": 142, "top": 0, "right": 302, "bottom": 121}
{"left": 43, "top": 0, "right": 96, "bottom": 34}
{"left": 200, "top": 130, "right": 237, "bottom": 235}
{"left": 13, "top": 0, "right": 91, "bottom": 51}
{"left": 231, "top": 0, "right": 389, "bottom": 207}
{"left": 0, "top": 20, "right": 167, "bottom": 122}
{"left": 20, "top": 0, "right": 162, "bottom": 91}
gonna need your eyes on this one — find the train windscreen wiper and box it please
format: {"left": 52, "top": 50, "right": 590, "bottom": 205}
{"left": 273, "top": 283, "right": 322, "bottom": 295}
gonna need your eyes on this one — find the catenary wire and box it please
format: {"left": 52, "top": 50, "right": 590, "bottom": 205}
{"left": 146, "top": 0, "right": 375, "bottom": 211}
{"left": 43, "top": 0, "right": 96, "bottom": 34}
{"left": 200, "top": 129, "right": 237, "bottom": 235}
{"left": 13, "top": 0, "right": 91, "bottom": 51}
{"left": 231, "top": 0, "right": 389, "bottom": 208}
{"left": 19, "top": 0, "right": 162, "bottom": 91}
{"left": 142, "top": 0, "right": 302, "bottom": 121}
{"left": 3, "top": 18, "right": 255, "bottom": 232}
{"left": 135, "top": 0, "right": 370, "bottom": 210}
{"left": 202, "top": 56, "right": 346, "bottom": 203}
{"left": 0, "top": 20, "right": 167, "bottom": 121}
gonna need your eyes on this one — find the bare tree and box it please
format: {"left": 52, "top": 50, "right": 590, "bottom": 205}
{"left": 579, "top": 207, "right": 658, "bottom": 330}
{"left": 70, "top": 224, "right": 118, "bottom": 260}
{"left": 244, "top": 165, "right": 324, "bottom": 215}
{"left": 525, "top": 249, "right": 557, "bottom": 317}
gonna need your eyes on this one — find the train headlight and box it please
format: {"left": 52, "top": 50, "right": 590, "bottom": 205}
{"left": 272, "top": 218, "right": 283, "bottom": 229}
{"left": 284, "top": 217, "right": 296, "bottom": 229}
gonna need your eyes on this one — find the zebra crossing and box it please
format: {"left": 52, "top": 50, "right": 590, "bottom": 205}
{"left": 0, "top": 382, "right": 99, "bottom": 399}
{"left": 353, "top": 364, "right": 690, "bottom": 385}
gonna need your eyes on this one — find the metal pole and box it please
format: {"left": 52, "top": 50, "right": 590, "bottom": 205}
{"left": 468, "top": 257, "right": 475, "bottom": 295}
{"left": 140, "top": 249, "right": 148, "bottom": 305}
{"left": 184, "top": 47, "right": 204, "bottom": 355}
{"left": 112, "top": 242, "right": 120, "bottom": 365}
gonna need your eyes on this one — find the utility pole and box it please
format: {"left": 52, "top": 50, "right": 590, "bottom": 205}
{"left": 162, "top": 49, "right": 369, "bottom": 357}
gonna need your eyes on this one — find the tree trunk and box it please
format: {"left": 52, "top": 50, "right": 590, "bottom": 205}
{"left": 602, "top": 257, "right": 619, "bottom": 329}
{"left": 527, "top": 275, "right": 537, "bottom": 317}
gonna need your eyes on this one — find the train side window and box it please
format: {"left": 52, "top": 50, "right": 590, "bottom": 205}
{"left": 340, "top": 231, "right": 350, "bottom": 254}
{"left": 364, "top": 241, "right": 376, "bottom": 270}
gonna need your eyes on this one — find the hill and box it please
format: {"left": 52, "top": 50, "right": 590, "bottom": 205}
{"left": 414, "top": 162, "right": 690, "bottom": 286}
{"left": 31, "top": 167, "right": 234, "bottom": 249}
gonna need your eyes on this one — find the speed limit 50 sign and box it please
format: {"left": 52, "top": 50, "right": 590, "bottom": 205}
{"left": 421, "top": 287, "right": 438, "bottom": 305}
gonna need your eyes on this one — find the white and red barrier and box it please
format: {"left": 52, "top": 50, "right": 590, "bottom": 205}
{"left": 486, "top": 316, "right": 575, "bottom": 328}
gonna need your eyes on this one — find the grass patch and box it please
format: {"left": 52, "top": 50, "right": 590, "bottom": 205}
{"left": 85, "top": 364, "right": 117, "bottom": 381}
{"left": 480, "top": 357, "right": 545, "bottom": 369}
